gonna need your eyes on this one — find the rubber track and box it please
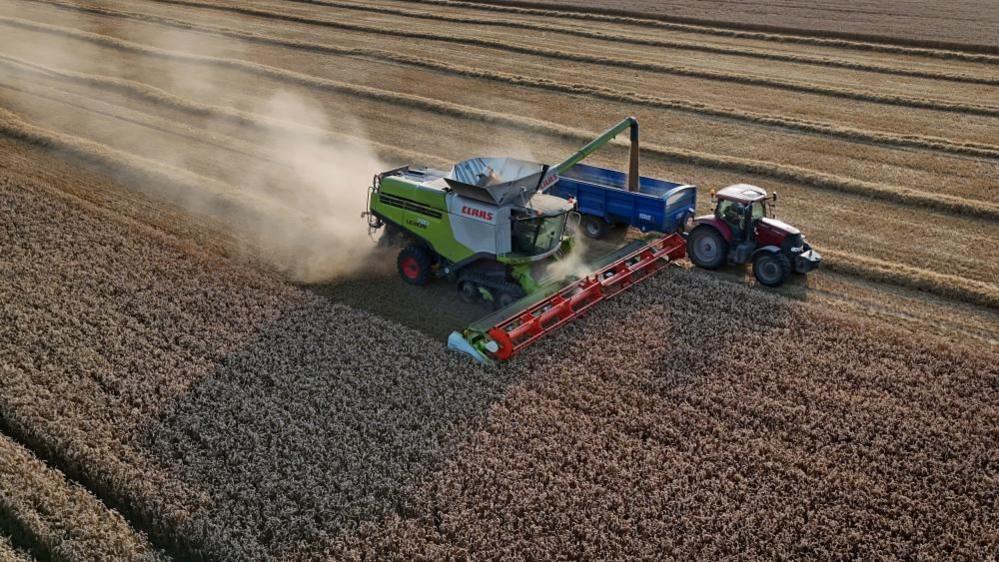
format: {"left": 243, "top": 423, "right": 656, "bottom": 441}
{"left": 286, "top": 0, "right": 999, "bottom": 86}
{"left": 1, "top": 105, "right": 994, "bottom": 313}
{"left": 3, "top": 16, "right": 996, "bottom": 222}
{"left": 20, "top": 2, "right": 999, "bottom": 162}
{"left": 400, "top": 0, "right": 999, "bottom": 58}
{"left": 39, "top": 0, "right": 999, "bottom": 117}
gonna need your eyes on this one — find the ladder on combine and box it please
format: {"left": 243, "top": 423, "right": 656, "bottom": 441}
{"left": 448, "top": 233, "right": 686, "bottom": 364}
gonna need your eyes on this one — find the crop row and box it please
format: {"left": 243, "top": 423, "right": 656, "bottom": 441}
{"left": 4, "top": 17, "right": 995, "bottom": 224}
{"left": 2, "top": 164, "right": 996, "bottom": 560}
{"left": 0, "top": 173, "right": 498, "bottom": 560}
{"left": 0, "top": 434, "right": 165, "bottom": 561}
{"left": 0, "top": 172, "right": 301, "bottom": 560}
{"left": 26, "top": 0, "right": 999, "bottom": 161}
{"left": 33, "top": 0, "right": 999, "bottom": 116}
{"left": 146, "top": 0, "right": 999, "bottom": 85}
{"left": 403, "top": 0, "right": 999, "bottom": 56}
{"left": 333, "top": 269, "right": 999, "bottom": 560}
{"left": 2, "top": 86, "right": 995, "bottom": 310}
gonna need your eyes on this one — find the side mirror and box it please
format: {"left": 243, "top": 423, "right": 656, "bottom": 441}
{"left": 709, "top": 188, "right": 716, "bottom": 202}
{"left": 772, "top": 191, "right": 779, "bottom": 203}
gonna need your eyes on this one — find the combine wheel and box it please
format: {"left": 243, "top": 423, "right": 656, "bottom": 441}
{"left": 687, "top": 225, "right": 728, "bottom": 270}
{"left": 753, "top": 251, "right": 791, "bottom": 287}
{"left": 495, "top": 291, "right": 519, "bottom": 310}
{"left": 458, "top": 280, "right": 480, "bottom": 304}
{"left": 397, "top": 244, "right": 433, "bottom": 286}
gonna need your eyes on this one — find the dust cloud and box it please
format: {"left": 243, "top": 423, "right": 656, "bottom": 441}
{"left": 0, "top": 6, "right": 395, "bottom": 283}
{"left": 236, "top": 92, "right": 397, "bottom": 282}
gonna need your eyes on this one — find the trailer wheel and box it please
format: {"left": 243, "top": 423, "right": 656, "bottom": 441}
{"left": 687, "top": 225, "right": 728, "bottom": 270}
{"left": 397, "top": 244, "right": 433, "bottom": 286}
{"left": 581, "top": 215, "right": 610, "bottom": 239}
{"left": 753, "top": 251, "right": 791, "bottom": 287}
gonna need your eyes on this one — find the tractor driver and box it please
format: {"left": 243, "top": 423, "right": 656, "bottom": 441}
{"left": 719, "top": 200, "right": 748, "bottom": 240}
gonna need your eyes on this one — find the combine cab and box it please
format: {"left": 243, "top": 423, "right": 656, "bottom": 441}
{"left": 686, "top": 184, "right": 821, "bottom": 287}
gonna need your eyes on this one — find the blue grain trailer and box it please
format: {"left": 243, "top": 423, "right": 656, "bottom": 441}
{"left": 550, "top": 163, "right": 697, "bottom": 239}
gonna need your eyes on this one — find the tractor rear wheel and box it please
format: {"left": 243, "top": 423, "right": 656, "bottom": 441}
{"left": 687, "top": 225, "right": 728, "bottom": 270}
{"left": 397, "top": 244, "right": 433, "bottom": 286}
{"left": 753, "top": 251, "right": 791, "bottom": 287}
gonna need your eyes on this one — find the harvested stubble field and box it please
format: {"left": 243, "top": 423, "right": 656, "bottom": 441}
{"left": 0, "top": 0, "right": 997, "bottom": 559}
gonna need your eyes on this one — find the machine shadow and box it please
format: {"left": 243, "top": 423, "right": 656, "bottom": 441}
{"left": 133, "top": 297, "right": 520, "bottom": 557}
{"left": 318, "top": 267, "right": 808, "bottom": 557}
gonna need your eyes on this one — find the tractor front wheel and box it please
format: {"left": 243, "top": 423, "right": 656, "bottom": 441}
{"left": 753, "top": 251, "right": 791, "bottom": 287}
{"left": 397, "top": 244, "right": 433, "bottom": 286}
{"left": 687, "top": 225, "right": 728, "bottom": 270}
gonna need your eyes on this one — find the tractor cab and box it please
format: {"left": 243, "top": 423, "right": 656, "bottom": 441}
{"left": 687, "top": 183, "right": 821, "bottom": 287}
{"left": 714, "top": 184, "right": 770, "bottom": 242}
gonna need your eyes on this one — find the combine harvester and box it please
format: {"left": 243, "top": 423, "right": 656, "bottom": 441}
{"left": 364, "top": 118, "right": 819, "bottom": 364}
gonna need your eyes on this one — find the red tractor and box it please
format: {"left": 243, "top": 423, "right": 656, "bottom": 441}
{"left": 686, "top": 184, "right": 821, "bottom": 287}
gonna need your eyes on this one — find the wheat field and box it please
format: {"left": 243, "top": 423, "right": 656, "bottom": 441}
{"left": 0, "top": 0, "right": 996, "bottom": 559}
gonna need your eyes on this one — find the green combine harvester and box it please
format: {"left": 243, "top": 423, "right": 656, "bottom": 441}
{"left": 364, "top": 118, "right": 688, "bottom": 364}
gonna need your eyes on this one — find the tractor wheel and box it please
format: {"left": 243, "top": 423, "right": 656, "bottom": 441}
{"left": 687, "top": 225, "right": 728, "bottom": 270}
{"left": 397, "top": 244, "right": 433, "bottom": 286}
{"left": 581, "top": 215, "right": 610, "bottom": 239}
{"left": 753, "top": 251, "right": 791, "bottom": 287}
{"left": 458, "top": 280, "right": 480, "bottom": 304}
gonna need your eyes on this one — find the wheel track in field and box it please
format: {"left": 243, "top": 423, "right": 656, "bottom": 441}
{"left": 2, "top": 63, "right": 984, "bottom": 286}
{"left": 1, "top": 92, "right": 996, "bottom": 311}
{"left": 821, "top": 249, "right": 999, "bottom": 311}
{"left": 3, "top": 16, "right": 997, "bottom": 224}
{"left": 0, "top": 72, "right": 295, "bottom": 169}
{"left": 0, "top": 181, "right": 251, "bottom": 562}
{"left": 0, "top": 429, "right": 173, "bottom": 561}
{"left": 25, "top": 0, "right": 999, "bottom": 117}
{"left": 0, "top": 54, "right": 447, "bottom": 169}
{"left": 397, "top": 0, "right": 999, "bottom": 59}
{"left": 12, "top": 3, "right": 999, "bottom": 163}
{"left": 282, "top": 0, "right": 999, "bottom": 86}
{"left": 0, "top": 105, "right": 307, "bottom": 226}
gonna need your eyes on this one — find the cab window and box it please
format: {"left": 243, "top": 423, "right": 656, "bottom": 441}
{"left": 511, "top": 214, "right": 566, "bottom": 255}
{"left": 751, "top": 201, "right": 766, "bottom": 221}
{"left": 716, "top": 200, "right": 744, "bottom": 226}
